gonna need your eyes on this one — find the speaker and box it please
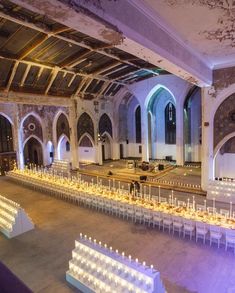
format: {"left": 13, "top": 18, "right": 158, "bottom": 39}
{"left": 165, "top": 156, "right": 172, "bottom": 161}
{"left": 49, "top": 152, "right": 53, "bottom": 158}
{"left": 140, "top": 175, "right": 147, "bottom": 181}
{"left": 158, "top": 164, "right": 164, "bottom": 171}
{"left": 126, "top": 139, "right": 129, "bottom": 144}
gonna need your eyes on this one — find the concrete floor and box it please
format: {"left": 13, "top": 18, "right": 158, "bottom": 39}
{"left": 0, "top": 177, "right": 235, "bottom": 293}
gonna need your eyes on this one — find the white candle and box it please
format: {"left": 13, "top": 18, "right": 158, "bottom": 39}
{"left": 213, "top": 198, "right": 215, "bottom": 214}
{"left": 230, "top": 201, "right": 233, "bottom": 218}
{"left": 109, "top": 179, "right": 111, "bottom": 190}
{"left": 158, "top": 186, "right": 161, "bottom": 202}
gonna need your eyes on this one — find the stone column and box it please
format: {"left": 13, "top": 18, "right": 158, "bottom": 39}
{"left": 141, "top": 106, "right": 149, "bottom": 161}
{"left": 201, "top": 87, "right": 214, "bottom": 191}
{"left": 97, "top": 140, "right": 103, "bottom": 165}
{"left": 176, "top": 101, "right": 184, "bottom": 165}
{"left": 68, "top": 101, "right": 79, "bottom": 169}
{"left": 13, "top": 105, "right": 24, "bottom": 169}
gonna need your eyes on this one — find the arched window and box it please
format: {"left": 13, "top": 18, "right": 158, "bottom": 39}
{"left": 0, "top": 115, "right": 13, "bottom": 153}
{"left": 77, "top": 113, "right": 94, "bottom": 141}
{"left": 135, "top": 106, "right": 141, "bottom": 143}
{"left": 66, "top": 141, "right": 70, "bottom": 152}
{"left": 56, "top": 113, "right": 70, "bottom": 141}
{"left": 99, "top": 113, "right": 112, "bottom": 137}
{"left": 165, "top": 102, "right": 176, "bottom": 144}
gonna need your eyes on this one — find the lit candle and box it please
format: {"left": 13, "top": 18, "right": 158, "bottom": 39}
{"left": 230, "top": 201, "right": 233, "bottom": 218}
{"left": 204, "top": 199, "right": 207, "bottom": 210}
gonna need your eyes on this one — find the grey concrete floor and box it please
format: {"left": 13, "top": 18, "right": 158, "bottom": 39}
{"left": 0, "top": 177, "right": 235, "bottom": 293}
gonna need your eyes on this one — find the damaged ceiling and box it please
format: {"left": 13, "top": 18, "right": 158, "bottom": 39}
{"left": 0, "top": 0, "right": 169, "bottom": 100}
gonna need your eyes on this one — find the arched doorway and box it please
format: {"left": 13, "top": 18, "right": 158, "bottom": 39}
{"left": 23, "top": 137, "right": 43, "bottom": 166}
{"left": 0, "top": 114, "right": 15, "bottom": 174}
{"left": 58, "top": 135, "right": 70, "bottom": 161}
{"left": 183, "top": 86, "right": 201, "bottom": 162}
{"left": 78, "top": 134, "right": 95, "bottom": 163}
{"left": 214, "top": 136, "right": 235, "bottom": 179}
{"left": 47, "top": 141, "right": 54, "bottom": 165}
{"left": 147, "top": 87, "right": 176, "bottom": 160}
{"left": 102, "top": 133, "right": 112, "bottom": 161}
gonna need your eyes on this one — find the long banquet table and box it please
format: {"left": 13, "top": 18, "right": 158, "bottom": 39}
{"left": 7, "top": 169, "right": 235, "bottom": 243}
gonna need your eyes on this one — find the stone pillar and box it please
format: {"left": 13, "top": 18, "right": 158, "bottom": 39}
{"left": 97, "top": 140, "right": 103, "bottom": 165}
{"left": 112, "top": 123, "right": 120, "bottom": 160}
{"left": 141, "top": 106, "right": 149, "bottom": 161}
{"left": 13, "top": 105, "right": 24, "bottom": 169}
{"left": 68, "top": 101, "right": 79, "bottom": 169}
{"left": 176, "top": 101, "right": 184, "bottom": 165}
{"left": 201, "top": 87, "right": 214, "bottom": 191}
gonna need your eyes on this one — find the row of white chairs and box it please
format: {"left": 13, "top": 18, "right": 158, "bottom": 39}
{"left": 8, "top": 173, "right": 235, "bottom": 253}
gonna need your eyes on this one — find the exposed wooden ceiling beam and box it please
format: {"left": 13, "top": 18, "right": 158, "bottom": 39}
{"left": 103, "top": 65, "right": 129, "bottom": 76}
{"left": 60, "top": 50, "right": 91, "bottom": 68}
{"left": 45, "top": 68, "right": 59, "bottom": 95}
{"left": 81, "top": 78, "right": 93, "bottom": 93}
{"left": 0, "top": 10, "right": 159, "bottom": 77}
{"left": 68, "top": 74, "right": 76, "bottom": 87}
{"left": 95, "top": 80, "right": 110, "bottom": 99}
{"left": 0, "top": 55, "right": 125, "bottom": 85}
{"left": 19, "top": 34, "right": 49, "bottom": 60}
{"left": 111, "top": 69, "right": 140, "bottom": 80}
{"left": 89, "top": 61, "right": 120, "bottom": 75}
{"left": 72, "top": 77, "right": 87, "bottom": 98}
{"left": 5, "top": 60, "right": 19, "bottom": 92}
{"left": 20, "top": 64, "right": 31, "bottom": 86}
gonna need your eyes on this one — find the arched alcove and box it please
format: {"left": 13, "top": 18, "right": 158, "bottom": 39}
{"left": 78, "top": 134, "right": 95, "bottom": 163}
{"left": 147, "top": 87, "right": 176, "bottom": 160}
{"left": 56, "top": 113, "right": 70, "bottom": 142}
{"left": 214, "top": 136, "right": 235, "bottom": 179}
{"left": 99, "top": 113, "right": 113, "bottom": 138}
{"left": 77, "top": 112, "right": 95, "bottom": 143}
{"left": 101, "top": 132, "right": 112, "bottom": 161}
{"left": 23, "top": 136, "right": 43, "bottom": 166}
{"left": 58, "top": 135, "right": 70, "bottom": 161}
{"left": 0, "top": 114, "right": 14, "bottom": 153}
{"left": 183, "top": 86, "right": 201, "bottom": 162}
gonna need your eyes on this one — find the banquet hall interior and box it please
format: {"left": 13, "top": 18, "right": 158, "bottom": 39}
{"left": 1, "top": 1, "right": 235, "bottom": 293}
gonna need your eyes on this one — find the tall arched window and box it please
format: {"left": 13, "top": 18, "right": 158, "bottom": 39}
{"left": 0, "top": 115, "right": 13, "bottom": 153}
{"left": 77, "top": 112, "right": 94, "bottom": 141}
{"left": 165, "top": 102, "right": 176, "bottom": 144}
{"left": 135, "top": 105, "right": 141, "bottom": 143}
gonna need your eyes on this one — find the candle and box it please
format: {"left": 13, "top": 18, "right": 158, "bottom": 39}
{"left": 109, "top": 179, "right": 111, "bottom": 190}
{"left": 187, "top": 198, "right": 190, "bottom": 209}
{"left": 149, "top": 185, "right": 151, "bottom": 198}
{"left": 158, "top": 186, "right": 161, "bottom": 202}
{"left": 230, "top": 201, "right": 233, "bottom": 218}
{"left": 213, "top": 198, "right": 215, "bottom": 214}
{"left": 118, "top": 181, "right": 121, "bottom": 190}
{"left": 97, "top": 176, "right": 98, "bottom": 184}
{"left": 204, "top": 199, "right": 206, "bottom": 210}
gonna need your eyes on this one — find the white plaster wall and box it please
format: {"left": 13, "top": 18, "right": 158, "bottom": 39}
{"left": 215, "top": 153, "right": 235, "bottom": 178}
{"left": 59, "top": 138, "right": 71, "bottom": 162}
{"left": 78, "top": 147, "right": 96, "bottom": 163}
{"left": 126, "top": 143, "right": 142, "bottom": 158}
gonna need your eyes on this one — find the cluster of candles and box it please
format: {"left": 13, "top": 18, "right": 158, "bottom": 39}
{"left": 10, "top": 167, "right": 235, "bottom": 224}
{"left": 0, "top": 195, "right": 19, "bottom": 231}
{"left": 152, "top": 179, "right": 201, "bottom": 189}
{"left": 67, "top": 233, "right": 159, "bottom": 293}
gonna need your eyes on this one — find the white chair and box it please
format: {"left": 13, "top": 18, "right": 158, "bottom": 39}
{"left": 177, "top": 200, "right": 186, "bottom": 207}
{"left": 126, "top": 206, "right": 135, "bottom": 221}
{"left": 134, "top": 208, "right": 143, "bottom": 224}
{"left": 118, "top": 203, "right": 126, "bottom": 219}
{"left": 143, "top": 209, "right": 152, "bottom": 226}
{"left": 183, "top": 219, "right": 195, "bottom": 240}
{"left": 209, "top": 225, "right": 222, "bottom": 248}
{"left": 196, "top": 222, "right": 208, "bottom": 244}
{"left": 111, "top": 202, "right": 119, "bottom": 216}
{"left": 162, "top": 214, "right": 172, "bottom": 233}
{"left": 151, "top": 211, "right": 162, "bottom": 229}
{"left": 172, "top": 216, "right": 183, "bottom": 236}
{"left": 220, "top": 209, "right": 229, "bottom": 218}
{"left": 207, "top": 207, "right": 217, "bottom": 214}
{"left": 225, "top": 230, "right": 235, "bottom": 253}
{"left": 196, "top": 204, "right": 206, "bottom": 212}
{"left": 160, "top": 197, "right": 167, "bottom": 203}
